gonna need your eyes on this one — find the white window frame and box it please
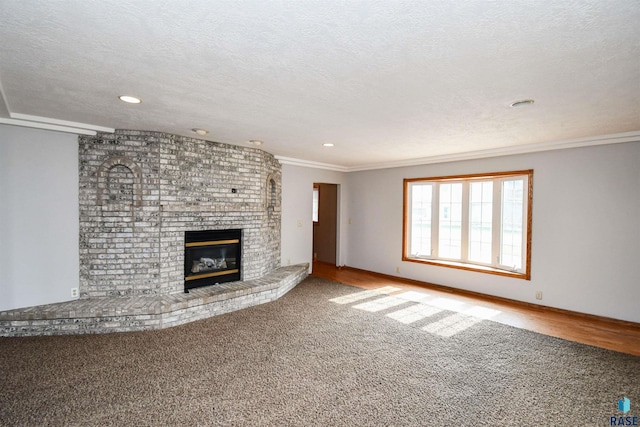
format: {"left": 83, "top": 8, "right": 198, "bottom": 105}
{"left": 312, "top": 185, "right": 319, "bottom": 223}
{"left": 403, "top": 170, "right": 532, "bottom": 280}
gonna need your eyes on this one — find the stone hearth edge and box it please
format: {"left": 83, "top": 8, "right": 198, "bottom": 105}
{"left": 0, "top": 264, "right": 308, "bottom": 337}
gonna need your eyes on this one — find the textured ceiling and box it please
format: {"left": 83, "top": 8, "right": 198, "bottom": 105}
{"left": 0, "top": 0, "right": 639, "bottom": 168}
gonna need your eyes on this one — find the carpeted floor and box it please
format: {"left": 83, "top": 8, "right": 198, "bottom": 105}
{"left": 1, "top": 277, "right": 638, "bottom": 426}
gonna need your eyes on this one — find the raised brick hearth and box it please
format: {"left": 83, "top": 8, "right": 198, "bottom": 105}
{"left": 0, "top": 264, "right": 308, "bottom": 336}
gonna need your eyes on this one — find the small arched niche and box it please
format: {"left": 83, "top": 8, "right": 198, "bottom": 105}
{"left": 96, "top": 156, "right": 142, "bottom": 207}
{"left": 265, "top": 174, "right": 277, "bottom": 214}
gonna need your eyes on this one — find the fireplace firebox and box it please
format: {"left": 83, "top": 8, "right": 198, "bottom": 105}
{"left": 184, "top": 229, "right": 242, "bottom": 293}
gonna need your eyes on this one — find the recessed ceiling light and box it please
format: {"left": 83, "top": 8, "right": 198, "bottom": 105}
{"left": 191, "top": 128, "right": 209, "bottom": 136}
{"left": 323, "top": 143, "right": 334, "bottom": 147}
{"left": 118, "top": 95, "right": 142, "bottom": 104}
{"left": 510, "top": 99, "right": 535, "bottom": 107}
{"left": 248, "top": 140, "right": 264, "bottom": 146}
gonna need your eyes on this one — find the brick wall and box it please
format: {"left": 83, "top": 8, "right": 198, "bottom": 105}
{"left": 79, "top": 130, "right": 281, "bottom": 297}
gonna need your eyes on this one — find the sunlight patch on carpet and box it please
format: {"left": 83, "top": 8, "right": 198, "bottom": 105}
{"left": 392, "top": 291, "right": 432, "bottom": 303}
{"left": 422, "top": 313, "right": 484, "bottom": 337}
{"left": 386, "top": 304, "right": 443, "bottom": 324}
{"left": 428, "top": 297, "right": 467, "bottom": 311}
{"left": 329, "top": 285, "right": 503, "bottom": 337}
{"left": 352, "top": 296, "right": 408, "bottom": 312}
{"left": 329, "top": 286, "right": 401, "bottom": 304}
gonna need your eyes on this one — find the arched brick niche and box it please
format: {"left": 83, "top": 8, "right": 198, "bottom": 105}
{"left": 265, "top": 173, "right": 278, "bottom": 214}
{"left": 96, "top": 156, "right": 142, "bottom": 207}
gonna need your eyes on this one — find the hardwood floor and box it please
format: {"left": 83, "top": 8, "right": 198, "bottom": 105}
{"left": 311, "top": 261, "right": 640, "bottom": 356}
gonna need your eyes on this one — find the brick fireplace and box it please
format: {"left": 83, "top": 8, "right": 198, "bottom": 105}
{"left": 79, "top": 130, "right": 281, "bottom": 298}
{"left": 0, "top": 130, "right": 308, "bottom": 336}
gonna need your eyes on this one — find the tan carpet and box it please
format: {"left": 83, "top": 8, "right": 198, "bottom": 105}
{"left": 1, "top": 277, "right": 638, "bottom": 426}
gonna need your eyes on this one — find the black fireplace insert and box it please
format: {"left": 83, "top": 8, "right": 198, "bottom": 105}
{"left": 184, "top": 229, "right": 241, "bottom": 292}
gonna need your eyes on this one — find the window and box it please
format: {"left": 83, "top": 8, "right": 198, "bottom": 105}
{"left": 403, "top": 170, "right": 532, "bottom": 279}
{"left": 312, "top": 185, "right": 319, "bottom": 223}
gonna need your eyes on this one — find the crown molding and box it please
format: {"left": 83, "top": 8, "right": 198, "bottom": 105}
{"left": 0, "top": 113, "right": 115, "bottom": 135}
{"left": 0, "top": 118, "right": 100, "bottom": 135}
{"left": 10, "top": 113, "right": 115, "bottom": 133}
{"left": 275, "top": 156, "right": 349, "bottom": 172}
{"left": 278, "top": 131, "right": 640, "bottom": 173}
{"left": 348, "top": 131, "right": 640, "bottom": 172}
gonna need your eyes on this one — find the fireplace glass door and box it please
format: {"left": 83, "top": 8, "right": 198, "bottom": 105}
{"left": 184, "top": 229, "right": 241, "bottom": 292}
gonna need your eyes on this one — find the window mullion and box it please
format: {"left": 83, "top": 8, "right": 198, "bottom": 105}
{"left": 520, "top": 175, "right": 529, "bottom": 272}
{"left": 431, "top": 182, "right": 440, "bottom": 258}
{"left": 405, "top": 182, "right": 413, "bottom": 256}
{"left": 492, "top": 179, "right": 502, "bottom": 267}
{"left": 461, "top": 182, "right": 470, "bottom": 263}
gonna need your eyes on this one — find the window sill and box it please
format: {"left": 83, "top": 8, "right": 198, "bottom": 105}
{"left": 402, "top": 256, "right": 530, "bottom": 280}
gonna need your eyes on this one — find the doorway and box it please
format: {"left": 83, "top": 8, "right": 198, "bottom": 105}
{"left": 312, "top": 183, "right": 338, "bottom": 266}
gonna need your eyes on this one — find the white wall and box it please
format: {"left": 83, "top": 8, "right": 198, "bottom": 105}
{"left": 345, "top": 142, "right": 640, "bottom": 323}
{"left": 280, "top": 164, "right": 348, "bottom": 271}
{"left": 0, "top": 125, "right": 79, "bottom": 311}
